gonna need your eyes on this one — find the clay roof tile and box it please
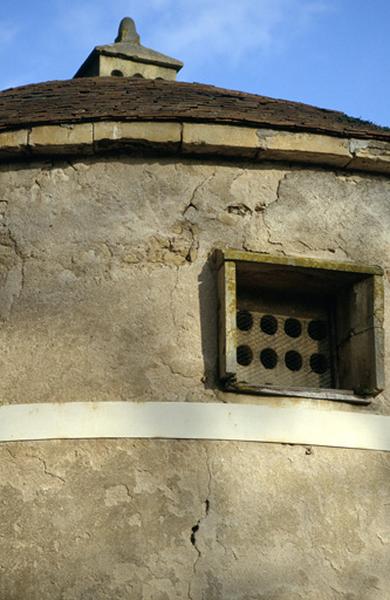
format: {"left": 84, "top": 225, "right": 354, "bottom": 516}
{"left": 0, "top": 77, "right": 389, "bottom": 141}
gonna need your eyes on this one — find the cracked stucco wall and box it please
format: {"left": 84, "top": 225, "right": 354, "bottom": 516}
{"left": 0, "top": 439, "right": 389, "bottom": 600}
{"left": 0, "top": 155, "right": 390, "bottom": 598}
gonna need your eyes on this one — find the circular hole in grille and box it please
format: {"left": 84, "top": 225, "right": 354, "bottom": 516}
{"left": 285, "top": 350, "right": 303, "bottom": 371}
{"left": 237, "top": 345, "right": 253, "bottom": 366}
{"left": 310, "top": 353, "right": 328, "bottom": 374}
{"left": 284, "top": 318, "right": 302, "bottom": 338}
{"left": 260, "top": 348, "right": 278, "bottom": 369}
{"left": 236, "top": 310, "right": 253, "bottom": 331}
{"left": 308, "top": 320, "right": 328, "bottom": 341}
{"left": 260, "top": 314, "right": 278, "bottom": 335}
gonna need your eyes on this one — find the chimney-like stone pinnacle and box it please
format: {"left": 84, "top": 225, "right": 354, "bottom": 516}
{"left": 74, "top": 17, "right": 183, "bottom": 81}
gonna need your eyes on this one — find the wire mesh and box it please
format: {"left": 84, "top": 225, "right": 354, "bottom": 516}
{"left": 235, "top": 308, "right": 333, "bottom": 389}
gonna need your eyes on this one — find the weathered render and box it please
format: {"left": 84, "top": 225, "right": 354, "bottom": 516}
{"left": 0, "top": 73, "right": 389, "bottom": 599}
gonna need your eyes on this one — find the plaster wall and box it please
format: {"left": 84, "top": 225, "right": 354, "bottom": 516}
{"left": 0, "top": 156, "right": 389, "bottom": 599}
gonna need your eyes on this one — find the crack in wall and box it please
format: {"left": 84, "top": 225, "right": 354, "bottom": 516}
{"left": 260, "top": 172, "right": 289, "bottom": 254}
{"left": 28, "top": 455, "right": 65, "bottom": 484}
{"left": 185, "top": 223, "right": 199, "bottom": 263}
{"left": 259, "top": 171, "right": 354, "bottom": 259}
{"left": 2, "top": 228, "right": 25, "bottom": 317}
{"left": 66, "top": 160, "right": 79, "bottom": 172}
{"left": 157, "top": 357, "right": 196, "bottom": 382}
{"left": 188, "top": 446, "right": 212, "bottom": 600}
{"left": 170, "top": 266, "right": 180, "bottom": 330}
{"left": 182, "top": 172, "right": 216, "bottom": 217}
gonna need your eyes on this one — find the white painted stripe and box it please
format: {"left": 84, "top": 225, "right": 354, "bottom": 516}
{"left": 0, "top": 402, "right": 389, "bottom": 451}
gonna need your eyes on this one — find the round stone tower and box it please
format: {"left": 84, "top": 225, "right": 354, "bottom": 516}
{"left": 0, "top": 18, "right": 389, "bottom": 600}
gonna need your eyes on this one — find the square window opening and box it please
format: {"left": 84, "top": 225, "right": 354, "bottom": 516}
{"left": 216, "top": 249, "right": 384, "bottom": 404}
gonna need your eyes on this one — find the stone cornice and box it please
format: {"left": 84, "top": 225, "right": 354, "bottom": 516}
{"left": 1, "top": 121, "right": 390, "bottom": 175}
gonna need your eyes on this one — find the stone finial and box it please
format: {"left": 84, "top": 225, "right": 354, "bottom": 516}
{"left": 74, "top": 16, "right": 183, "bottom": 80}
{"left": 115, "top": 17, "right": 140, "bottom": 45}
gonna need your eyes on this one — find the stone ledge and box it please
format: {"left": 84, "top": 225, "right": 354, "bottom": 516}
{"left": 347, "top": 138, "right": 390, "bottom": 174}
{"left": 257, "top": 129, "right": 351, "bottom": 167}
{"left": 1, "top": 120, "right": 390, "bottom": 175}
{"left": 0, "top": 129, "right": 29, "bottom": 156}
{"left": 94, "top": 121, "right": 181, "bottom": 151}
{"left": 29, "top": 123, "right": 94, "bottom": 154}
{"left": 182, "top": 123, "right": 259, "bottom": 158}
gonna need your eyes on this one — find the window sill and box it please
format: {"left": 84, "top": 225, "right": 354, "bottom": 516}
{"left": 224, "top": 381, "right": 372, "bottom": 405}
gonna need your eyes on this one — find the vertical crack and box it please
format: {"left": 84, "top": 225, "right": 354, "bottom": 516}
{"left": 6, "top": 230, "right": 26, "bottom": 313}
{"left": 188, "top": 446, "right": 212, "bottom": 600}
{"left": 261, "top": 171, "right": 289, "bottom": 254}
{"left": 190, "top": 497, "right": 210, "bottom": 550}
{"left": 170, "top": 266, "right": 180, "bottom": 329}
{"left": 190, "top": 523, "right": 201, "bottom": 550}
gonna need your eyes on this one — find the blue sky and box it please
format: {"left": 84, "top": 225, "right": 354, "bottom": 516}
{"left": 0, "top": 0, "right": 389, "bottom": 126}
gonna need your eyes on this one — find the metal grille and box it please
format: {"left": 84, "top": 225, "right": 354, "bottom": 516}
{"left": 235, "top": 308, "right": 333, "bottom": 389}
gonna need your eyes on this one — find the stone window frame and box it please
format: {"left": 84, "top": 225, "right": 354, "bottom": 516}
{"left": 216, "top": 248, "right": 385, "bottom": 404}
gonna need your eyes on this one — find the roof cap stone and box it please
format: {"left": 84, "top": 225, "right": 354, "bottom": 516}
{"left": 74, "top": 17, "right": 183, "bottom": 81}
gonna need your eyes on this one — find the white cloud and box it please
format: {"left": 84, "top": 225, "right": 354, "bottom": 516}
{"left": 38, "top": 0, "right": 331, "bottom": 84}
{"left": 152, "top": 0, "right": 283, "bottom": 59}
{"left": 143, "top": 0, "right": 330, "bottom": 66}
{"left": 55, "top": 0, "right": 329, "bottom": 63}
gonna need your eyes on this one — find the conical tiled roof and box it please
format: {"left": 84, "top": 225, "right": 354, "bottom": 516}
{"left": 0, "top": 77, "right": 388, "bottom": 141}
